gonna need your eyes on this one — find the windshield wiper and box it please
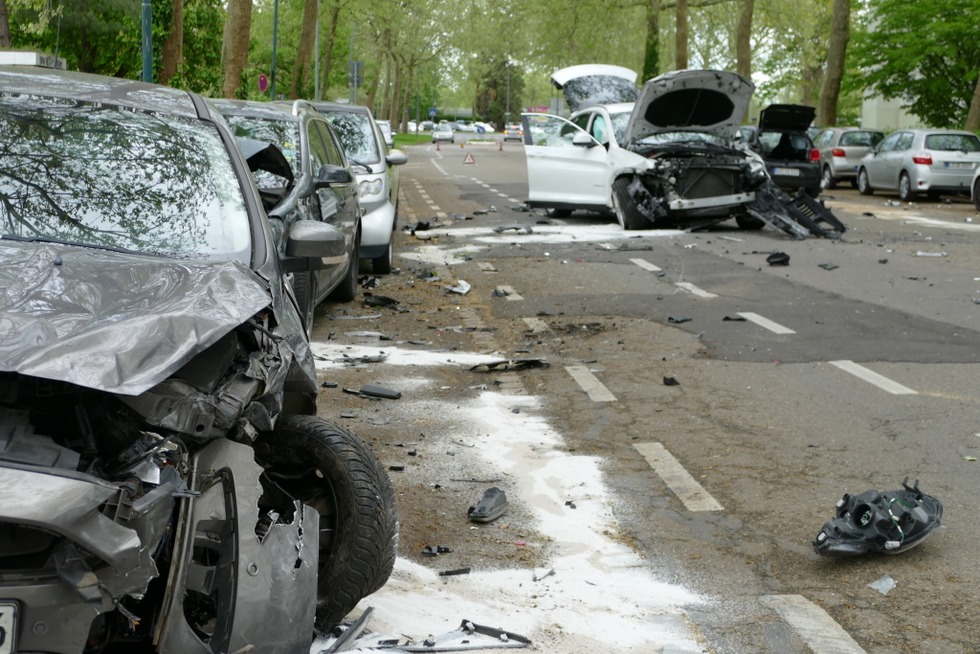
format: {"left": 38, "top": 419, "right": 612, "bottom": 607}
{"left": 348, "top": 158, "right": 374, "bottom": 173}
{"left": 1, "top": 233, "right": 156, "bottom": 257}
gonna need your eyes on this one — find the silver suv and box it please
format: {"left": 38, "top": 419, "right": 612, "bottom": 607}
{"left": 813, "top": 127, "right": 884, "bottom": 190}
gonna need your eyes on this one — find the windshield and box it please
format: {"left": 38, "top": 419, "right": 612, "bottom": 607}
{"left": 609, "top": 111, "right": 632, "bottom": 146}
{"left": 322, "top": 112, "right": 381, "bottom": 165}
{"left": 637, "top": 131, "right": 730, "bottom": 147}
{"left": 0, "top": 93, "right": 251, "bottom": 260}
{"left": 223, "top": 114, "right": 302, "bottom": 186}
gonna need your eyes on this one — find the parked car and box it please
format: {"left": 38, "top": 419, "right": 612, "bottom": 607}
{"left": 521, "top": 65, "right": 771, "bottom": 230}
{"left": 503, "top": 123, "right": 524, "bottom": 141}
{"left": 973, "top": 165, "right": 980, "bottom": 210}
{"left": 212, "top": 98, "right": 361, "bottom": 333}
{"left": 737, "top": 104, "right": 822, "bottom": 197}
{"left": 432, "top": 123, "right": 455, "bottom": 143}
{"left": 857, "top": 128, "right": 980, "bottom": 201}
{"left": 313, "top": 102, "right": 408, "bottom": 273}
{"left": 0, "top": 58, "right": 397, "bottom": 652}
{"left": 813, "top": 127, "right": 886, "bottom": 189}
{"left": 376, "top": 119, "right": 395, "bottom": 147}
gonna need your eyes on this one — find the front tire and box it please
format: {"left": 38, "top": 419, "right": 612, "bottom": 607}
{"left": 611, "top": 176, "right": 649, "bottom": 230}
{"left": 973, "top": 176, "right": 980, "bottom": 211}
{"left": 857, "top": 168, "right": 874, "bottom": 195}
{"left": 256, "top": 416, "right": 398, "bottom": 629}
{"left": 821, "top": 166, "right": 837, "bottom": 190}
{"left": 372, "top": 242, "right": 393, "bottom": 274}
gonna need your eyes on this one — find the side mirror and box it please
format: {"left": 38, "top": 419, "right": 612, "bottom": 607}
{"left": 282, "top": 219, "right": 347, "bottom": 272}
{"left": 316, "top": 164, "right": 353, "bottom": 188}
{"left": 572, "top": 131, "right": 597, "bottom": 148}
{"left": 386, "top": 149, "right": 408, "bottom": 166}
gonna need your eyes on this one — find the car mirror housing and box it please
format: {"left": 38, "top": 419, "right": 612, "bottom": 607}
{"left": 572, "top": 131, "right": 597, "bottom": 148}
{"left": 386, "top": 150, "right": 408, "bottom": 166}
{"left": 283, "top": 219, "right": 347, "bottom": 271}
{"left": 316, "top": 164, "right": 353, "bottom": 187}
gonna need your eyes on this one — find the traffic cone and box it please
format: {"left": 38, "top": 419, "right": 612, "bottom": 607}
{"left": 498, "top": 140, "right": 503, "bottom": 151}
{"left": 460, "top": 141, "right": 464, "bottom": 148}
{"left": 436, "top": 141, "right": 440, "bottom": 151}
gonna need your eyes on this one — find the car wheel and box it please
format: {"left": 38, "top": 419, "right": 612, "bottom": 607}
{"left": 292, "top": 272, "right": 318, "bottom": 338}
{"left": 898, "top": 172, "right": 915, "bottom": 202}
{"left": 372, "top": 242, "right": 393, "bottom": 274}
{"left": 611, "top": 176, "right": 649, "bottom": 230}
{"left": 256, "top": 415, "right": 398, "bottom": 629}
{"left": 973, "top": 176, "right": 980, "bottom": 211}
{"left": 329, "top": 241, "right": 359, "bottom": 303}
{"left": 735, "top": 212, "right": 766, "bottom": 230}
{"left": 821, "top": 166, "right": 837, "bottom": 190}
{"left": 545, "top": 208, "right": 572, "bottom": 218}
{"left": 857, "top": 168, "right": 874, "bottom": 195}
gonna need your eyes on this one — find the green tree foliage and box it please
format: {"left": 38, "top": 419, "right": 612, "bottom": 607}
{"left": 847, "top": 0, "right": 980, "bottom": 128}
{"left": 475, "top": 58, "right": 525, "bottom": 126}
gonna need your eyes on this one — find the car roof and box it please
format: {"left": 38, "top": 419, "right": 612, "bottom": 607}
{"left": 311, "top": 101, "right": 373, "bottom": 117}
{"left": 210, "top": 97, "right": 304, "bottom": 121}
{"left": 0, "top": 65, "right": 206, "bottom": 119}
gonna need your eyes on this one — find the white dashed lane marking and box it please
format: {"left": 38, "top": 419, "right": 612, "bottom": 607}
{"left": 565, "top": 365, "right": 617, "bottom": 402}
{"left": 737, "top": 312, "right": 797, "bottom": 335}
{"left": 761, "top": 595, "right": 867, "bottom": 654}
{"left": 675, "top": 281, "right": 717, "bottom": 298}
{"left": 632, "top": 442, "right": 724, "bottom": 511}
{"left": 630, "top": 258, "right": 663, "bottom": 272}
{"left": 829, "top": 360, "right": 918, "bottom": 395}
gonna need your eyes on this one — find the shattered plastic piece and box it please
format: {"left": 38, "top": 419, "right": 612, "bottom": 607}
{"left": 492, "top": 225, "right": 533, "bottom": 234}
{"left": 533, "top": 568, "right": 555, "bottom": 582}
{"left": 359, "top": 384, "right": 402, "bottom": 400}
{"left": 469, "top": 358, "right": 549, "bottom": 372}
{"left": 818, "top": 263, "right": 839, "bottom": 271}
{"left": 813, "top": 478, "right": 943, "bottom": 556}
{"left": 667, "top": 316, "right": 692, "bottom": 324}
{"left": 362, "top": 293, "right": 400, "bottom": 307}
{"left": 663, "top": 376, "right": 680, "bottom": 386}
{"left": 467, "top": 487, "right": 509, "bottom": 523}
{"left": 913, "top": 251, "right": 948, "bottom": 257}
{"left": 401, "top": 619, "right": 530, "bottom": 651}
{"left": 766, "top": 252, "right": 790, "bottom": 266}
{"left": 438, "top": 567, "right": 471, "bottom": 577}
{"left": 321, "top": 607, "right": 374, "bottom": 653}
{"left": 446, "top": 280, "right": 472, "bottom": 295}
{"left": 723, "top": 315, "right": 747, "bottom": 322}
{"left": 320, "top": 381, "right": 338, "bottom": 388}
{"left": 868, "top": 574, "right": 897, "bottom": 595}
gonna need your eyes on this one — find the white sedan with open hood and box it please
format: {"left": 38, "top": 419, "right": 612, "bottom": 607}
{"left": 521, "top": 66, "right": 845, "bottom": 238}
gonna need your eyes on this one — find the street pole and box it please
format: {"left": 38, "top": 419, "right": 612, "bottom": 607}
{"left": 270, "top": 0, "right": 279, "bottom": 99}
{"left": 505, "top": 61, "right": 511, "bottom": 125}
{"left": 141, "top": 0, "right": 152, "bottom": 82}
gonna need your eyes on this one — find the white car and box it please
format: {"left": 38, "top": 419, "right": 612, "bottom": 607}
{"left": 522, "top": 65, "right": 771, "bottom": 230}
{"left": 972, "top": 165, "right": 980, "bottom": 211}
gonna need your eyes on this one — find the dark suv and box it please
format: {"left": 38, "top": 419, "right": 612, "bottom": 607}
{"left": 0, "top": 59, "right": 396, "bottom": 652}
{"left": 738, "top": 104, "right": 822, "bottom": 197}
{"left": 212, "top": 99, "right": 362, "bottom": 333}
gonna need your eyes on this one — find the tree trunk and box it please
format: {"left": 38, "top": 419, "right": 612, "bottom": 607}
{"left": 642, "top": 0, "right": 661, "bottom": 82}
{"left": 818, "top": 0, "right": 850, "bottom": 127}
{"left": 967, "top": 74, "right": 980, "bottom": 131}
{"left": 0, "top": 0, "right": 11, "bottom": 48}
{"left": 735, "top": 0, "right": 753, "bottom": 80}
{"left": 290, "top": 0, "right": 318, "bottom": 99}
{"left": 675, "top": 0, "right": 688, "bottom": 70}
{"left": 317, "top": 3, "right": 342, "bottom": 101}
{"left": 160, "top": 0, "right": 184, "bottom": 85}
{"left": 388, "top": 58, "right": 402, "bottom": 125}
{"left": 222, "top": 0, "right": 252, "bottom": 98}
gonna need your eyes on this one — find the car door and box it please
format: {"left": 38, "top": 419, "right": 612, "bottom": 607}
{"left": 521, "top": 113, "right": 612, "bottom": 209}
{"left": 307, "top": 120, "right": 353, "bottom": 294}
{"left": 864, "top": 131, "right": 902, "bottom": 188}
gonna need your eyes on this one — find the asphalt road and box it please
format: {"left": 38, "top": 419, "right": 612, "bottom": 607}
{"left": 311, "top": 137, "right": 980, "bottom": 654}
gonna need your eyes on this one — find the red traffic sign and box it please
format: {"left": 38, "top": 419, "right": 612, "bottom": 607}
{"left": 258, "top": 74, "right": 269, "bottom": 92}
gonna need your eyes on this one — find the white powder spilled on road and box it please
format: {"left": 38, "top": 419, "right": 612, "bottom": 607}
{"left": 316, "top": 354, "right": 707, "bottom": 652}
{"left": 310, "top": 342, "right": 506, "bottom": 369}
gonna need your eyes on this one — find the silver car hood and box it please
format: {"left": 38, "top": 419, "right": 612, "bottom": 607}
{"left": 626, "top": 69, "right": 755, "bottom": 143}
{"left": 550, "top": 64, "right": 639, "bottom": 112}
{"left": 0, "top": 241, "right": 272, "bottom": 396}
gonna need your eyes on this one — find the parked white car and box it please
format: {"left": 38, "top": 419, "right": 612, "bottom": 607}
{"left": 521, "top": 65, "right": 769, "bottom": 230}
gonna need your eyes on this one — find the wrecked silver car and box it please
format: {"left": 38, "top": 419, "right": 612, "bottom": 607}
{"left": 0, "top": 63, "right": 396, "bottom": 652}
{"left": 522, "top": 66, "right": 844, "bottom": 238}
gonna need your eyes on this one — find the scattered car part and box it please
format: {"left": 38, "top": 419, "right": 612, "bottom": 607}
{"left": 767, "top": 252, "right": 790, "bottom": 266}
{"left": 359, "top": 383, "right": 403, "bottom": 400}
{"left": 813, "top": 479, "right": 943, "bottom": 556}
{"left": 469, "top": 358, "right": 550, "bottom": 372}
{"left": 402, "top": 619, "right": 531, "bottom": 652}
{"left": 467, "top": 487, "right": 509, "bottom": 523}
{"left": 438, "top": 567, "right": 472, "bottom": 577}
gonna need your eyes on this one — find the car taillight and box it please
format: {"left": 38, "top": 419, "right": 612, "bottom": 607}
{"left": 809, "top": 148, "right": 820, "bottom": 162}
{"left": 912, "top": 152, "right": 933, "bottom": 165}
{"left": 831, "top": 148, "right": 846, "bottom": 157}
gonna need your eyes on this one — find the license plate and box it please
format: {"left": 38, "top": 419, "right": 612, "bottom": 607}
{"left": 944, "top": 161, "right": 973, "bottom": 169}
{"left": 772, "top": 167, "right": 800, "bottom": 176}
{"left": 0, "top": 603, "right": 16, "bottom": 654}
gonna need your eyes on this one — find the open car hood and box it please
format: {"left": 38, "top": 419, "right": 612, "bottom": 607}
{"left": 758, "top": 104, "right": 816, "bottom": 131}
{"left": 626, "top": 69, "right": 755, "bottom": 143}
{"left": 0, "top": 241, "right": 272, "bottom": 396}
{"left": 550, "top": 64, "right": 639, "bottom": 112}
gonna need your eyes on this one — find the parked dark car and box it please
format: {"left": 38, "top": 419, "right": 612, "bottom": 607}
{"left": 0, "top": 58, "right": 397, "bottom": 653}
{"left": 212, "top": 98, "right": 361, "bottom": 333}
{"left": 739, "top": 104, "right": 822, "bottom": 197}
{"left": 813, "top": 127, "right": 885, "bottom": 189}
{"left": 312, "top": 101, "right": 408, "bottom": 274}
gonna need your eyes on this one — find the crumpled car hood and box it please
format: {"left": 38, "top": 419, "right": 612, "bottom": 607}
{"left": 0, "top": 241, "right": 272, "bottom": 396}
{"left": 626, "top": 69, "right": 755, "bottom": 143}
{"left": 550, "top": 64, "right": 639, "bottom": 113}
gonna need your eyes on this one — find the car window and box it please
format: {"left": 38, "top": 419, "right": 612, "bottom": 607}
{"left": 0, "top": 93, "right": 251, "bottom": 260}
{"left": 224, "top": 114, "right": 302, "bottom": 183}
{"left": 896, "top": 132, "right": 914, "bottom": 150}
{"left": 924, "top": 133, "right": 980, "bottom": 152}
{"left": 609, "top": 111, "right": 632, "bottom": 145}
{"left": 323, "top": 111, "right": 382, "bottom": 165}
{"left": 591, "top": 114, "right": 608, "bottom": 143}
{"left": 840, "top": 130, "right": 881, "bottom": 147}
{"left": 877, "top": 132, "right": 902, "bottom": 152}
{"left": 314, "top": 121, "right": 347, "bottom": 167}
{"left": 523, "top": 114, "right": 590, "bottom": 147}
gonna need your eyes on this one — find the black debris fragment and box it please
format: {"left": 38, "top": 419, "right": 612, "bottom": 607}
{"left": 818, "top": 263, "right": 839, "bottom": 271}
{"left": 511, "top": 204, "right": 530, "bottom": 212}
{"left": 320, "top": 380, "right": 338, "bottom": 388}
{"left": 467, "top": 487, "right": 509, "bottom": 523}
{"left": 878, "top": 259, "right": 889, "bottom": 264}
{"left": 388, "top": 465, "right": 405, "bottom": 472}
{"left": 723, "top": 315, "right": 747, "bottom": 322}
{"left": 533, "top": 568, "right": 555, "bottom": 582}
{"left": 437, "top": 567, "right": 471, "bottom": 577}
{"left": 766, "top": 252, "right": 790, "bottom": 266}
{"left": 359, "top": 384, "right": 402, "bottom": 400}
{"left": 363, "top": 293, "right": 399, "bottom": 308}
{"left": 469, "top": 357, "right": 549, "bottom": 372}
{"left": 491, "top": 288, "right": 511, "bottom": 297}
{"left": 667, "top": 316, "right": 691, "bottom": 324}
{"left": 492, "top": 224, "right": 533, "bottom": 234}
{"left": 422, "top": 545, "right": 453, "bottom": 557}
{"left": 813, "top": 478, "right": 943, "bottom": 557}
{"left": 663, "top": 376, "right": 680, "bottom": 386}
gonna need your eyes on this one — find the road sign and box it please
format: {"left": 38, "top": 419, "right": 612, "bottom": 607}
{"left": 464, "top": 152, "right": 475, "bottom": 165}
{"left": 258, "top": 73, "right": 268, "bottom": 92}
{"left": 429, "top": 107, "right": 437, "bottom": 118}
